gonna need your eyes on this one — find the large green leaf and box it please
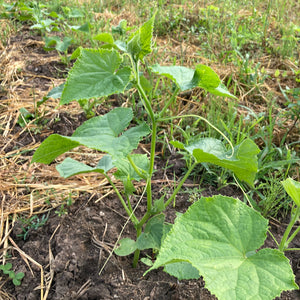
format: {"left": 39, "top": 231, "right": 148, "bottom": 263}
{"left": 150, "top": 65, "right": 194, "bottom": 91}
{"left": 151, "top": 64, "right": 236, "bottom": 98}
{"left": 184, "top": 138, "right": 260, "bottom": 186}
{"left": 32, "top": 108, "right": 150, "bottom": 164}
{"left": 146, "top": 195, "right": 298, "bottom": 300}
{"left": 60, "top": 49, "right": 131, "bottom": 104}
{"left": 127, "top": 14, "right": 155, "bottom": 62}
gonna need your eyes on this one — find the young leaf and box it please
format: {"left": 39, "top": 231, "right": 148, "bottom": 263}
{"left": 32, "top": 107, "right": 150, "bottom": 164}
{"left": 60, "top": 49, "right": 131, "bottom": 104}
{"left": 183, "top": 138, "right": 260, "bottom": 186}
{"left": 146, "top": 195, "right": 298, "bottom": 300}
{"left": 136, "top": 214, "right": 166, "bottom": 250}
{"left": 114, "top": 238, "right": 137, "bottom": 256}
{"left": 127, "top": 14, "right": 155, "bottom": 62}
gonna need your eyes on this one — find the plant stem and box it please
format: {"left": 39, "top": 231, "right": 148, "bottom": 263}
{"left": 278, "top": 206, "right": 300, "bottom": 252}
{"left": 105, "top": 175, "right": 139, "bottom": 225}
{"left": 285, "top": 225, "right": 300, "bottom": 246}
{"left": 164, "top": 161, "right": 197, "bottom": 208}
{"left": 132, "top": 225, "right": 143, "bottom": 267}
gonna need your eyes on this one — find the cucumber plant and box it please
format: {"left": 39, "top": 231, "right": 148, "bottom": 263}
{"left": 32, "top": 15, "right": 298, "bottom": 300}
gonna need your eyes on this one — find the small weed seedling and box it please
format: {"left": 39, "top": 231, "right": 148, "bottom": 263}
{"left": 17, "top": 214, "right": 48, "bottom": 240}
{"left": 0, "top": 263, "right": 24, "bottom": 286}
{"left": 32, "top": 15, "right": 298, "bottom": 300}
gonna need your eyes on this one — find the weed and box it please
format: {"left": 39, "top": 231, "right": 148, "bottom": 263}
{"left": 0, "top": 263, "right": 25, "bottom": 286}
{"left": 17, "top": 214, "right": 48, "bottom": 240}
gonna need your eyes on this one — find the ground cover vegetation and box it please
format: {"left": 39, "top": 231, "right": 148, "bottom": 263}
{"left": 0, "top": 0, "right": 299, "bottom": 299}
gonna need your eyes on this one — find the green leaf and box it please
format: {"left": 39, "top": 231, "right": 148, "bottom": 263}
{"left": 114, "top": 238, "right": 137, "bottom": 256}
{"left": 56, "top": 155, "right": 114, "bottom": 178}
{"left": 127, "top": 14, "right": 155, "bottom": 62}
{"left": 146, "top": 195, "right": 298, "bottom": 300}
{"left": 136, "top": 214, "right": 166, "bottom": 250}
{"left": 32, "top": 108, "right": 150, "bottom": 164}
{"left": 47, "top": 83, "right": 65, "bottom": 99}
{"left": 0, "top": 263, "right": 12, "bottom": 273}
{"left": 192, "top": 64, "right": 220, "bottom": 89}
{"left": 70, "top": 22, "right": 90, "bottom": 33}
{"left": 60, "top": 49, "right": 131, "bottom": 105}
{"left": 32, "top": 134, "right": 81, "bottom": 164}
{"left": 150, "top": 65, "right": 195, "bottom": 91}
{"left": 282, "top": 178, "right": 300, "bottom": 207}
{"left": 184, "top": 138, "right": 260, "bottom": 186}
{"left": 114, "top": 154, "right": 150, "bottom": 181}
{"left": 70, "top": 46, "right": 83, "bottom": 60}
{"left": 151, "top": 64, "right": 236, "bottom": 98}
{"left": 164, "top": 262, "right": 200, "bottom": 280}
{"left": 93, "top": 32, "right": 114, "bottom": 44}
{"left": 15, "top": 272, "right": 25, "bottom": 280}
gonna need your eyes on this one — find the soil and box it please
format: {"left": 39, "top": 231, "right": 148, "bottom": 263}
{"left": 1, "top": 19, "right": 300, "bottom": 300}
{"left": 4, "top": 181, "right": 300, "bottom": 300}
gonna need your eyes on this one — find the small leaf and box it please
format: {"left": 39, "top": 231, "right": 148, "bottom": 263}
{"left": 127, "top": 14, "right": 155, "bottom": 62}
{"left": 136, "top": 214, "right": 166, "bottom": 250}
{"left": 70, "top": 22, "right": 90, "bottom": 33}
{"left": 151, "top": 196, "right": 165, "bottom": 214}
{"left": 151, "top": 64, "right": 236, "bottom": 98}
{"left": 141, "top": 257, "right": 154, "bottom": 267}
{"left": 61, "top": 49, "right": 131, "bottom": 105}
{"left": 15, "top": 272, "right": 25, "bottom": 280}
{"left": 114, "top": 238, "right": 137, "bottom": 256}
{"left": 147, "top": 195, "right": 298, "bottom": 300}
{"left": 192, "top": 64, "right": 220, "bottom": 89}
{"left": 282, "top": 178, "right": 300, "bottom": 207}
